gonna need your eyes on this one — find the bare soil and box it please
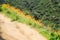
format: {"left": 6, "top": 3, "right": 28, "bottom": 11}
{"left": 0, "top": 14, "right": 47, "bottom": 40}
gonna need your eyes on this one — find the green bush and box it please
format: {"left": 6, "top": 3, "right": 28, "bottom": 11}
{"left": 0, "top": 6, "right": 2, "bottom": 11}
{"left": 49, "top": 33, "right": 60, "bottom": 40}
{"left": 0, "top": 1, "right": 60, "bottom": 39}
{"left": 0, "top": 0, "right": 59, "bottom": 33}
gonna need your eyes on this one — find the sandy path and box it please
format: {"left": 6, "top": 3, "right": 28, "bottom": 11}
{"left": 0, "top": 14, "right": 47, "bottom": 40}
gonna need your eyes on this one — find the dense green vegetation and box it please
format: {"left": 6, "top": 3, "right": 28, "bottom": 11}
{"left": 1, "top": 0, "right": 59, "bottom": 32}
{"left": 0, "top": 0, "right": 60, "bottom": 40}
{"left": 0, "top": 4, "right": 60, "bottom": 40}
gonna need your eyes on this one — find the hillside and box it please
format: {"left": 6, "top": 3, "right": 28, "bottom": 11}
{"left": 0, "top": 4, "right": 60, "bottom": 40}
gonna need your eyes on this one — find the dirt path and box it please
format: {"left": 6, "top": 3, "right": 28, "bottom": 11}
{"left": 0, "top": 14, "right": 47, "bottom": 40}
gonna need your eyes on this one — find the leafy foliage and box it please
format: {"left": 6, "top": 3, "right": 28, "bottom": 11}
{"left": 0, "top": 4, "right": 60, "bottom": 40}
{"left": 0, "top": 0, "right": 60, "bottom": 39}
{"left": 2, "top": 0, "right": 60, "bottom": 32}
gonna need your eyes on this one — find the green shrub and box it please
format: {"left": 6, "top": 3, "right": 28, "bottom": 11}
{"left": 49, "top": 32, "right": 60, "bottom": 40}
{"left": 0, "top": 6, "right": 2, "bottom": 12}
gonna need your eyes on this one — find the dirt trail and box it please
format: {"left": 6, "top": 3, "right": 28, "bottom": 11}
{"left": 0, "top": 14, "right": 47, "bottom": 40}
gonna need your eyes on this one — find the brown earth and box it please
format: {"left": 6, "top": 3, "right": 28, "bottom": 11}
{"left": 0, "top": 14, "right": 47, "bottom": 40}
